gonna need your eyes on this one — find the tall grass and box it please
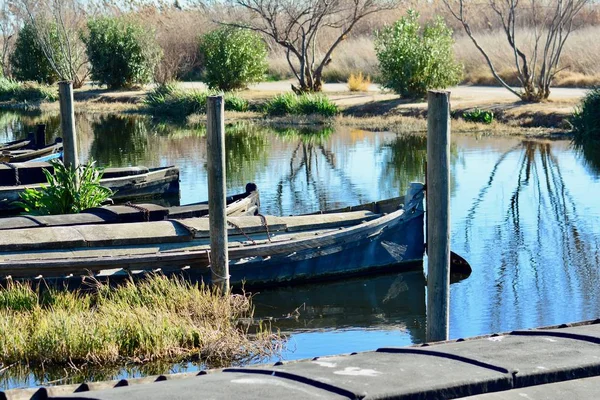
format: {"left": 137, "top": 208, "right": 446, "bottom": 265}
{"left": 144, "top": 83, "right": 249, "bottom": 117}
{"left": 0, "top": 77, "right": 58, "bottom": 102}
{"left": 264, "top": 93, "right": 339, "bottom": 117}
{"left": 0, "top": 275, "right": 282, "bottom": 368}
{"left": 347, "top": 72, "right": 372, "bottom": 91}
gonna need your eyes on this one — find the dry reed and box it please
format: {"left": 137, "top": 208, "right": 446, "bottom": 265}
{"left": 0, "top": 275, "right": 283, "bottom": 369}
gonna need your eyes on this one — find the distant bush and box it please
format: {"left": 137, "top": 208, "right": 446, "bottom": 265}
{"left": 83, "top": 17, "right": 162, "bottom": 89}
{"left": 199, "top": 27, "right": 267, "bottom": 91}
{"left": 462, "top": 108, "right": 494, "bottom": 124}
{"left": 375, "top": 10, "right": 462, "bottom": 98}
{"left": 571, "top": 88, "right": 600, "bottom": 144}
{"left": 144, "top": 84, "right": 249, "bottom": 117}
{"left": 10, "top": 23, "right": 60, "bottom": 85}
{"left": 264, "top": 93, "right": 339, "bottom": 117}
{"left": 0, "top": 77, "right": 57, "bottom": 102}
{"left": 347, "top": 72, "right": 371, "bottom": 92}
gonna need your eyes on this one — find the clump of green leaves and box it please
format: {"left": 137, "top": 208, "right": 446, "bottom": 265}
{"left": 199, "top": 27, "right": 267, "bottom": 91}
{"left": 0, "top": 77, "right": 57, "bottom": 102}
{"left": 83, "top": 17, "right": 162, "bottom": 89}
{"left": 571, "top": 88, "right": 600, "bottom": 145}
{"left": 375, "top": 10, "right": 463, "bottom": 98}
{"left": 462, "top": 108, "right": 494, "bottom": 124}
{"left": 10, "top": 22, "right": 60, "bottom": 85}
{"left": 17, "top": 160, "right": 113, "bottom": 215}
{"left": 264, "top": 93, "right": 339, "bottom": 117}
{"left": 144, "top": 84, "right": 249, "bottom": 117}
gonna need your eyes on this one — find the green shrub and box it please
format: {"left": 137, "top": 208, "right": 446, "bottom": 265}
{"left": 199, "top": 27, "right": 267, "bottom": 91}
{"left": 0, "top": 77, "right": 57, "bottom": 102}
{"left": 462, "top": 108, "right": 494, "bottom": 124}
{"left": 144, "top": 84, "right": 249, "bottom": 117}
{"left": 83, "top": 17, "right": 161, "bottom": 89}
{"left": 10, "top": 23, "right": 60, "bottom": 84}
{"left": 375, "top": 10, "right": 462, "bottom": 98}
{"left": 571, "top": 88, "right": 600, "bottom": 144}
{"left": 16, "top": 160, "right": 113, "bottom": 215}
{"left": 264, "top": 93, "right": 338, "bottom": 117}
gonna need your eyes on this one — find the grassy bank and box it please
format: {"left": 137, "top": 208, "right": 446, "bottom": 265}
{"left": 0, "top": 275, "right": 282, "bottom": 369}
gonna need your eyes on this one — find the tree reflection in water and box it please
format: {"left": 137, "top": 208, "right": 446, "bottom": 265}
{"left": 574, "top": 141, "right": 600, "bottom": 177}
{"left": 460, "top": 139, "right": 600, "bottom": 332}
{"left": 89, "top": 116, "right": 150, "bottom": 166}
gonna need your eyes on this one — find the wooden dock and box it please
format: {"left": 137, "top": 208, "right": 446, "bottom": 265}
{"left": 3, "top": 319, "right": 600, "bottom": 399}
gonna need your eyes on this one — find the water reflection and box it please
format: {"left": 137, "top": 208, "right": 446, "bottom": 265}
{"left": 89, "top": 116, "right": 150, "bottom": 166}
{"left": 2, "top": 112, "right": 600, "bottom": 389}
{"left": 574, "top": 141, "right": 600, "bottom": 177}
{"left": 451, "top": 137, "right": 600, "bottom": 337}
{"left": 253, "top": 271, "right": 426, "bottom": 337}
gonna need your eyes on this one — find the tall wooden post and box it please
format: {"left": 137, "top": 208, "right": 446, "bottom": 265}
{"left": 35, "top": 124, "right": 46, "bottom": 148}
{"left": 426, "top": 90, "right": 451, "bottom": 343}
{"left": 206, "top": 95, "right": 229, "bottom": 293}
{"left": 58, "top": 82, "right": 79, "bottom": 181}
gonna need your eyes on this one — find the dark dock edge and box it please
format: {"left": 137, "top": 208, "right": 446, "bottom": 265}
{"left": 3, "top": 319, "right": 600, "bottom": 400}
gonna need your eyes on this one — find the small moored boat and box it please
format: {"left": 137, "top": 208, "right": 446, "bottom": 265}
{"left": 0, "top": 138, "right": 31, "bottom": 152}
{"left": 0, "top": 140, "right": 63, "bottom": 163}
{"left": 0, "top": 163, "right": 181, "bottom": 213}
{"left": 0, "top": 183, "right": 425, "bottom": 287}
{"left": 0, "top": 183, "right": 259, "bottom": 230}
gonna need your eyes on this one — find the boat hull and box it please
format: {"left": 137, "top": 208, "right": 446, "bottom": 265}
{"left": 209, "top": 205, "right": 424, "bottom": 288}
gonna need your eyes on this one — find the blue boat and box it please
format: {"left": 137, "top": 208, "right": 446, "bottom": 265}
{"left": 27, "top": 151, "right": 63, "bottom": 163}
{"left": 0, "top": 184, "right": 425, "bottom": 286}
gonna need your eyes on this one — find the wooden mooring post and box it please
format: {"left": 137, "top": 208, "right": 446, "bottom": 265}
{"left": 426, "top": 90, "right": 451, "bottom": 343}
{"left": 58, "top": 81, "right": 79, "bottom": 181}
{"left": 206, "top": 95, "right": 229, "bottom": 293}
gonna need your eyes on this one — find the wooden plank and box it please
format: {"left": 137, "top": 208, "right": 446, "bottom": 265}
{"left": 0, "top": 226, "right": 86, "bottom": 252}
{"left": 181, "top": 215, "right": 287, "bottom": 238}
{"left": 0, "top": 221, "right": 193, "bottom": 252}
{"left": 280, "top": 210, "right": 379, "bottom": 232}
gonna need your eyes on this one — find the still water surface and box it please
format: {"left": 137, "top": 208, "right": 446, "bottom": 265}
{"left": 1, "top": 111, "right": 599, "bottom": 388}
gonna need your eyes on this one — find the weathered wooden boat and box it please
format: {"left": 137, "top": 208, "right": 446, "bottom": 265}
{"left": 0, "top": 138, "right": 31, "bottom": 151}
{"left": 0, "top": 163, "right": 180, "bottom": 213}
{"left": 0, "top": 140, "right": 63, "bottom": 163}
{"left": 0, "top": 184, "right": 259, "bottom": 230}
{"left": 0, "top": 183, "right": 425, "bottom": 287}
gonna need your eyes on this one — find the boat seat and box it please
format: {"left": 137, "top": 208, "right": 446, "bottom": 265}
{"left": 0, "top": 162, "right": 54, "bottom": 186}
{"left": 280, "top": 210, "right": 381, "bottom": 232}
{"left": 83, "top": 203, "right": 169, "bottom": 222}
{"left": 102, "top": 166, "right": 150, "bottom": 178}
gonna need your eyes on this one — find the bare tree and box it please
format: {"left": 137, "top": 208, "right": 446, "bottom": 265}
{"left": 443, "top": 0, "right": 589, "bottom": 102}
{"left": 10, "top": 0, "right": 89, "bottom": 87}
{"left": 0, "top": 1, "right": 17, "bottom": 76}
{"left": 224, "top": 0, "right": 396, "bottom": 92}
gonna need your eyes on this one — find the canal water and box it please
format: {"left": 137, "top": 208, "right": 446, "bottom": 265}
{"left": 1, "top": 111, "right": 600, "bottom": 389}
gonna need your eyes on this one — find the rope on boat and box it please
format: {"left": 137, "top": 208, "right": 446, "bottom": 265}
{"left": 1, "top": 161, "right": 19, "bottom": 186}
{"left": 123, "top": 202, "right": 151, "bottom": 222}
{"left": 226, "top": 214, "right": 273, "bottom": 245}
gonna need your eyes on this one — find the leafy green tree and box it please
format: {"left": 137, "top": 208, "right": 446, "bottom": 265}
{"left": 375, "top": 10, "right": 462, "bottom": 98}
{"left": 83, "top": 17, "right": 161, "bottom": 89}
{"left": 199, "top": 27, "right": 267, "bottom": 91}
{"left": 10, "top": 22, "right": 59, "bottom": 84}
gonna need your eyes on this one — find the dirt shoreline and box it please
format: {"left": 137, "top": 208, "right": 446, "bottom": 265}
{"left": 0, "top": 82, "right": 586, "bottom": 136}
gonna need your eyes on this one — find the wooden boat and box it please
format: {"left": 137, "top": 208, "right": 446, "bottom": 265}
{"left": 0, "top": 184, "right": 259, "bottom": 230}
{"left": 0, "top": 138, "right": 31, "bottom": 152}
{"left": 0, "top": 163, "right": 180, "bottom": 213}
{"left": 0, "top": 183, "right": 425, "bottom": 286}
{"left": 0, "top": 140, "right": 63, "bottom": 163}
